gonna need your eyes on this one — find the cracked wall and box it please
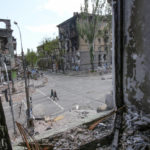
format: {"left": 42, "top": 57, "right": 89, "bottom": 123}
{"left": 106, "top": 0, "right": 150, "bottom": 148}
{"left": 119, "top": 0, "right": 150, "bottom": 149}
{"left": 123, "top": 0, "right": 150, "bottom": 114}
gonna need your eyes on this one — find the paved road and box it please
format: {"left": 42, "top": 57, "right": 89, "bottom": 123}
{"left": 32, "top": 73, "right": 112, "bottom": 117}
{"left": 2, "top": 72, "right": 112, "bottom": 134}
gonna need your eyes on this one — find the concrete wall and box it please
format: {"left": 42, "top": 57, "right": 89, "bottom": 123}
{"left": 123, "top": 0, "right": 150, "bottom": 114}
{"left": 80, "top": 50, "right": 109, "bottom": 70}
{"left": 78, "top": 20, "right": 112, "bottom": 70}
{"left": 58, "top": 15, "right": 112, "bottom": 71}
{"left": 113, "top": 0, "right": 150, "bottom": 149}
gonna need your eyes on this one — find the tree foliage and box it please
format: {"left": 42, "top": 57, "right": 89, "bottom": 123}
{"left": 37, "top": 37, "right": 60, "bottom": 69}
{"left": 38, "top": 37, "right": 59, "bottom": 57}
{"left": 25, "top": 49, "right": 37, "bottom": 67}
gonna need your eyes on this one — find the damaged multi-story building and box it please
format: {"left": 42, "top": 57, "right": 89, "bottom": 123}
{"left": 0, "top": 19, "right": 17, "bottom": 81}
{"left": 57, "top": 12, "right": 112, "bottom": 70}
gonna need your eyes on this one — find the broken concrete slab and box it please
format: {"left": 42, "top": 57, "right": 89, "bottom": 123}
{"left": 13, "top": 110, "right": 114, "bottom": 150}
{"left": 34, "top": 110, "right": 113, "bottom": 141}
{"left": 39, "top": 114, "right": 114, "bottom": 150}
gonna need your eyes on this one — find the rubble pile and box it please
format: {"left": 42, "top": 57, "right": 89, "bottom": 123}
{"left": 120, "top": 108, "right": 150, "bottom": 150}
{"left": 40, "top": 116, "right": 114, "bottom": 150}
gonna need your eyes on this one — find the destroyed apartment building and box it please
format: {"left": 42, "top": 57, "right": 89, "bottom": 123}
{"left": 0, "top": 19, "right": 17, "bottom": 81}
{"left": 57, "top": 12, "right": 112, "bottom": 70}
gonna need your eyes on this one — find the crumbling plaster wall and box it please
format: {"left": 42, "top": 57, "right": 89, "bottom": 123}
{"left": 120, "top": 0, "right": 150, "bottom": 149}
{"left": 123, "top": 0, "right": 150, "bottom": 114}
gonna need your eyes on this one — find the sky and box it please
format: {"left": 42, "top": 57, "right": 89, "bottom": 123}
{"left": 0, "top": 0, "right": 84, "bottom": 54}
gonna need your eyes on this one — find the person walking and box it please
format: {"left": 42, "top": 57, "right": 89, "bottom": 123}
{"left": 53, "top": 90, "right": 59, "bottom": 100}
{"left": 50, "top": 89, "right": 54, "bottom": 99}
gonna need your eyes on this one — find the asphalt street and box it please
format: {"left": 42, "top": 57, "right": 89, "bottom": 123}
{"left": 32, "top": 73, "right": 112, "bottom": 117}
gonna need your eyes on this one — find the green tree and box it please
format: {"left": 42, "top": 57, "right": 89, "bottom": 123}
{"left": 77, "top": 0, "right": 111, "bottom": 71}
{"left": 37, "top": 37, "right": 59, "bottom": 69}
{"left": 40, "top": 37, "right": 59, "bottom": 56}
{"left": 25, "top": 49, "right": 37, "bottom": 67}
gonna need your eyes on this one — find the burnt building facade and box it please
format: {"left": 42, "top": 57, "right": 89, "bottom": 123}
{"left": 57, "top": 13, "right": 112, "bottom": 71}
{"left": 0, "top": 19, "right": 16, "bottom": 80}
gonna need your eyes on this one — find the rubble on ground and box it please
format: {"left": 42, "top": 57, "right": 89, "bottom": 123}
{"left": 120, "top": 108, "right": 150, "bottom": 150}
{"left": 0, "top": 76, "right": 48, "bottom": 102}
{"left": 38, "top": 115, "right": 114, "bottom": 150}
{"left": 13, "top": 110, "right": 114, "bottom": 150}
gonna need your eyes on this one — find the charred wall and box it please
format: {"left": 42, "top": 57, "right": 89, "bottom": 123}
{"left": 123, "top": 0, "right": 150, "bottom": 114}
{"left": 58, "top": 13, "right": 112, "bottom": 71}
{"left": 58, "top": 15, "right": 80, "bottom": 70}
{"left": 0, "top": 19, "right": 16, "bottom": 68}
{"left": 113, "top": 0, "right": 150, "bottom": 149}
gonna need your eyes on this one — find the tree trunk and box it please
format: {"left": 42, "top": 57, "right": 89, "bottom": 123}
{"left": 89, "top": 43, "right": 94, "bottom": 72}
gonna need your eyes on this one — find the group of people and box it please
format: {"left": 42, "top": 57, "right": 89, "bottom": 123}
{"left": 50, "top": 89, "right": 59, "bottom": 100}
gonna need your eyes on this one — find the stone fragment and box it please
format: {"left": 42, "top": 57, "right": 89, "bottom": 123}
{"left": 97, "top": 104, "right": 107, "bottom": 112}
{"left": 46, "top": 127, "right": 52, "bottom": 131}
{"left": 44, "top": 116, "right": 51, "bottom": 122}
{"left": 34, "top": 131, "right": 39, "bottom": 135}
{"left": 105, "top": 92, "right": 114, "bottom": 109}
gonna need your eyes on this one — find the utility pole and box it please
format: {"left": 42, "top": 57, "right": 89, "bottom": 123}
{"left": 14, "top": 21, "right": 33, "bottom": 128}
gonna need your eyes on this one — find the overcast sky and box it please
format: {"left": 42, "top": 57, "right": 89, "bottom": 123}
{"left": 0, "top": 0, "right": 84, "bottom": 54}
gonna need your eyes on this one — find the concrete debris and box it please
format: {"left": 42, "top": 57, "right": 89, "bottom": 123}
{"left": 120, "top": 108, "right": 150, "bottom": 150}
{"left": 97, "top": 123, "right": 106, "bottom": 127}
{"left": 46, "top": 127, "right": 52, "bottom": 131}
{"left": 76, "top": 105, "right": 79, "bottom": 110}
{"left": 34, "top": 131, "right": 39, "bottom": 135}
{"left": 54, "top": 115, "right": 64, "bottom": 122}
{"left": 41, "top": 116, "right": 114, "bottom": 150}
{"left": 44, "top": 116, "right": 51, "bottom": 122}
{"left": 74, "top": 111, "right": 89, "bottom": 119}
{"left": 105, "top": 92, "right": 114, "bottom": 110}
{"left": 97, "top": 104, "right": 107, "bottom": 112}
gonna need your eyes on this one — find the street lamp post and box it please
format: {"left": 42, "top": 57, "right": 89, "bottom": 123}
{"left": 14, "top": 21, "right": 33, "bottom": 128}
